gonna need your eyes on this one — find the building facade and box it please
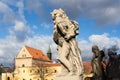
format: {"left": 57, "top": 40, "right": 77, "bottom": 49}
{"left": 2, "top": 46, "right": 61, "bottom": 80}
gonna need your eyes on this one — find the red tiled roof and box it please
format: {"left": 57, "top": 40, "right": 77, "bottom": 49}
{"left": 83, "top": 62, "right": 92, "bottom": 74}
{"left": 25, "top": 46, "right": 51, "bottom": 61}
{"left": 83, "top": 61, "right": 107, "bottom": 74}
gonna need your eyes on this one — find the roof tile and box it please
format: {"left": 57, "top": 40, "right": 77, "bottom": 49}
{"left": 25, "top": 46, "right": 51, "bottom": 61}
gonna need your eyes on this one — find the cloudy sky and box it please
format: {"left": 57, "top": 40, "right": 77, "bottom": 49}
{"left": 0, "top": 0, "right": 120, "bottom": 66}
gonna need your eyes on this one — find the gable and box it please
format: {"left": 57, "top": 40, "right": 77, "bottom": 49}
{"left": 16, "top": 46, "right": 32, "bottom": 58}
{"left": 25, "top": 46, "right": 51, "bottom": 61}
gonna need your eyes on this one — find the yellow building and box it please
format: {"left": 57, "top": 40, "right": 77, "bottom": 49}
{"left": 2, "top": 46, "right": 61, "bottom": 80}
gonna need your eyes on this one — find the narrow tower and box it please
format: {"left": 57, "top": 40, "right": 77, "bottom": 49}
{"left": 47, "top": 45, "right": 52, "bottom": 60}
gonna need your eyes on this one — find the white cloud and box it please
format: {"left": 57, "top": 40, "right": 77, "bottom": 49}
{"left": 78, "top": 40, "right": 92, "bottom": 60}
{"left": 1, "top": 33, "right": 120, "bottom": 65}
{"left": 78, "top": 33, "right": 120, "bottom": 61}
{"left": 0, "top": 1, "right": 15, "bottom": 24}
{"left": 89, "top": 33, "right": 120, "bottom": 49}
{"left": 40, "top": 23, "right": 52, "bottom": 29}
{"left": 14, "top": 21, "right": 25, "bottom": 31}
{"left": 0, "top": 35, "right": 57, "bottom": 65}
{"left": 89, "top": 33, "right": 110, "bottom": 48}
{"left": 0, "top": 0, "right": 26, "bottom": 26}
{"left": 1, "top": 0, "right": 120, "bottom": 28}
{"left": 16, "top": 0, "right": 26, "bottom": 23}
{"left": 24, "top": 0, "right": 120, "bottom": 25}
{"left": 0, "top": 50, "right": 3, "bottom": 56}
{"left": 9, "top": 20, "right": 32, "bottom": 42}
{"left": 14, "top": 21, "right": 31, "bottom": 33}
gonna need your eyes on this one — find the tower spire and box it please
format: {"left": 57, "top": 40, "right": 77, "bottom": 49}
{"left": 47, "top": 45, "right": 52, "bottom": 60}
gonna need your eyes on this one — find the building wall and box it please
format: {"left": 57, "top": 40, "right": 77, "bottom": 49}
{"left": 14, "top": 67, "right": 39, "bottom": 80}
{"left": 14, "top": 66, "right": 61, "bottom": 80}
{"left": 15, "top": 46, "right": 33, "bottom": 68}
{"left": 2, "top": 73, "right": 13, "bottom": 80}
{"left": 44, "top": 65, "right": 61, "bottom": 80}
{"left": 15, "top": 58, "right": 32, "bottom": 68}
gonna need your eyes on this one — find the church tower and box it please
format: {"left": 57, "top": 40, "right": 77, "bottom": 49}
{"left": 47, "top": 45, "right": 52, "bottom": 60}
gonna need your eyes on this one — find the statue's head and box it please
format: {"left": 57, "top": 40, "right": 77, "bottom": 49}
{"left": 51, "top": 8, "right": 67, "bottom": 21}
{"left": 92, "top": 45, "right": 99, "bottom": 55}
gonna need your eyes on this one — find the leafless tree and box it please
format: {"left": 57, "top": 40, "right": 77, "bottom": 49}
{"left": 34, "top": 61, "right": 57, "bottom": 80}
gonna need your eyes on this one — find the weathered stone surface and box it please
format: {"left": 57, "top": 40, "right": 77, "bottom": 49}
{"left": 51, "top": 8, "right": 84, "bottom": 80}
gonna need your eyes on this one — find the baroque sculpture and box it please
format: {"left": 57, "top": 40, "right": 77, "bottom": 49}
{"left": 106, "top": 50, "right": 120, "bottom": 80}
{"left": 51, "top": 9, "right": 84, "bottom": 80}
{"left": 91, "top": 45, "right": 105, "bottom": 80}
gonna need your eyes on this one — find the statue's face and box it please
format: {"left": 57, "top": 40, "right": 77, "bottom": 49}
{"left": 51, "top": 10, "right": 66, "bottom": 21}
{"left": 92, "top": 46, "right": 99, "bottom": 53}
{"left": 51, "top": 13, "right": 58, "bottom": 21}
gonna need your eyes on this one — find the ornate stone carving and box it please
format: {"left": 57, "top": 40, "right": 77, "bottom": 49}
{"left": 51, "top": 9, "right": 84, "bottom": 80}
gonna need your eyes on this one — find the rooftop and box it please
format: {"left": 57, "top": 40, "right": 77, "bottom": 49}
{"left": 25, "top": 46, "right": 51, "bottom": 62}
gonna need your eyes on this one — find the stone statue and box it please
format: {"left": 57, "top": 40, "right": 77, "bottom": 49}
{"left": 91, "top": 45, "right": 105, "bottom": 80}
{"left": 51, "top": 9, "right": 84, "bottom": 80}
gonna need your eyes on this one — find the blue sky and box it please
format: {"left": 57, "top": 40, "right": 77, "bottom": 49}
{"left": 0, "top": 0, "right": 120, "bottom": 66}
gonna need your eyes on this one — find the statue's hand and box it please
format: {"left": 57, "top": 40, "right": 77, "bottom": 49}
{"left": 65, "top": 32, "right": 75, "bottom": 41}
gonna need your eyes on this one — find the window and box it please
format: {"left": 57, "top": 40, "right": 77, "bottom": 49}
{"left": 23, "top": 70, "right": 25, "bottom": 73}
{"left": 22, "top": 54, "right": 26, "bottom": 57}
{"left": 38, "top": 70, "right": 39, "bottom": 73}
{"left": 22, "top": 55, "right": 24, "bottom": 57}
{"left": 54, "top": 70, "right": 57, "bottom": 73}
{"left": 22, "top": 64, "right": 25, "bottom": 67}
{"left": 46, "top": 69, "right": 48, "bottom": 73}
{"left": 30, "top": 70, "right": 32, "bottom": 73}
